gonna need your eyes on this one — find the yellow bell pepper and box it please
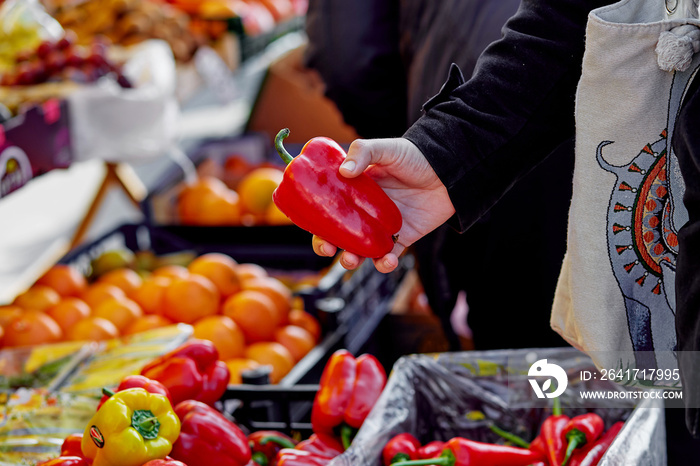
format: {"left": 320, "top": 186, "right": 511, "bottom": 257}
{"left": 81, "top": 387, "right": 180, "bottom": 466}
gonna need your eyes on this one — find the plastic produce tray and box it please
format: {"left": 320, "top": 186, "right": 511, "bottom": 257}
{"left": 331, "top": 348, "right": 666, "bottom": 466}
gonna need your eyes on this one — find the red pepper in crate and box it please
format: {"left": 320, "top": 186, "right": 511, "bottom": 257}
{"left": 142, "top": 460, "right": 188, "bottom": 466}
{"left": 169, "top": 399, "right": 251, "bottom": 466}
{"left": 275, "top": 433, "right": 344, "bottom": 466}
{"left": 382, "top": 433, "right": 421, "bottom": 465}
{"left": 311, "top": 350, "right": 387, "bottom": 449}
{"left": 59, "top": 434, "right": 87, "bottom": 460}
{"left": 569, "top": 421, "right": 624, "bottom": 466}
{"left": 561, "top": 413, "right": 605, "bottom": 465}
{"left": 140, "top": 339, "right": 230, "bottom": 406}
{"left": 273, "top": 128, "right": 402, "bottom": 258}
{"left": 97, "top": 375, "right": 173, "bottom": 411}
{"left": 275, "top": 449, "right": 334, "bottom": 466}
{"left": 417, "top": 441, "right": 445, "bottom": 460}
{"left": 249, "top": 430, "right": 298, "bottom": 465}
{"left": 391, "top": 437, "right": 545, "bottom": 466}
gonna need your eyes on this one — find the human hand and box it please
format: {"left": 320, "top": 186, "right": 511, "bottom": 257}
{"left": 312, "top": 137, "right": 455, "bottom": 273}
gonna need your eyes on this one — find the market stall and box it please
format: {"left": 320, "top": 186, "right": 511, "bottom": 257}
{"left": 0, "top": 0, "right": 680, "bottom": 464}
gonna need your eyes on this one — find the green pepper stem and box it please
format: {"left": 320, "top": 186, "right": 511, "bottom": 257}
{"left": 552, "top": 390, "right": 562, "bottom": 416}
{"left": 391, "top": 458, "right": 451, "bottom": 466}
{"left": 251, "top": 451, "right": 269, "bottom": 466}
{"left": 275, "top": 128, "right": 294, "bottom": 165}
{"left": 131, "top": 409, "right": 161, "bottom": 439}
{"left": 561, "top": 430, "right": 586, "bottom": 466}
{"left": 102, "top": 388, "right": 115, "bottom": 398}
{"left": 340, "top": 424, "right": 355, "bottom": 451}
{"left": 488, "top": 424, "right": 531, "bottom": 448}
{"left": 260, "top": 435, "right": 296, "bottom": 449}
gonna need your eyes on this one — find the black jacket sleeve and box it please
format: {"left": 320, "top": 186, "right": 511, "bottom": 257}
{"left": 404, "top": 0, "right": 615, "bottom": 232}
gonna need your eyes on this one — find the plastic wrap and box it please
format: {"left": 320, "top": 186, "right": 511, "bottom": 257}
{"left": 68, "top": 39, "right": 178, "bottom": 163}
{"left": 331, "top": 348, "right": 666, "bottom": 466}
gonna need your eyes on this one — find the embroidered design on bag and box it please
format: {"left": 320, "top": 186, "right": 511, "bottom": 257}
{"left": 597, "top": 134, "right": 679, "bottom": 371}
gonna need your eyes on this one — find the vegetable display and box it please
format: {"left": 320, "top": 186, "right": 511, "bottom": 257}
{"left": 273, "top": 128, "right": 402, "bottom": 259}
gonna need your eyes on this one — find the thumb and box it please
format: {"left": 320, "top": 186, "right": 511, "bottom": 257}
{"left": 340, "top": 138, "right": 397, "bottom": 178}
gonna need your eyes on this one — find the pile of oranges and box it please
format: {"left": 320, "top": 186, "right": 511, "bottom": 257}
{"left": 176, "top": 164, "right": 292, "bottom": 227}
{"left": 0, "top": 252, "right": 322, "bottom": 385}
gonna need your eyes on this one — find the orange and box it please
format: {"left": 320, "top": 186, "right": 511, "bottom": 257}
{"left": 188, "top": 253, "right": 241, "bottom": 298}
{"left": 132, "top": 275, "right": 171, "bottom": 315}
{"left": 192, "top": 315, "right": 246, "bottom": 360}
{"left": 162, "top": 274, "right": 220, "bottom": 324}
{"left": 274, "top": 325, "right": 316, "bottom": 362}
{"left": 244, "top": 342, "right": 295, "bottom": 384}
{"left": 236, "top": 263, "right": 268, "bottom": 281}
{"left": 3, "top": 310, "right": 63, "bottom": 347}
{"left": 13, "top": 285, "right": 61, "bottom": 311}
{"left": 35, "top": 264, "right": 88, "bottom": 297}
{"left": 241, "top": 276, "right": 291, "bottom": 325}
{"left": 265, "top": 201, "right": 293, "bottom": 226}
{"left": 123, "top": 314, "right": 174, "bottom": 335}
{"left": 0, "top": 324, "right": 4, "bottom": 348}
{"left": 92, "top": 297, "right": 143, "bottom": 333}
{"left": 66, "top": 316, "right": 120, "bottom": 341}
{"left": 225, "top": 358, "right": 262, "bottom": 385}
{"left": 177, "top": 176, "right": 230, "bottom": 224}
{"left": 46, "top": 297, "right": 91, "bottom": 333}
{"left": 288, "top": 309, "right": 321, "bottom": 342}
{"left": 237, "top": 167, "right": 283, "bottom": 215}
{"left": 222, "top": 290, "right": 278, "bottom": 343}
{"left": 98, "top": 268, "right": 143, "bottom": 299}
{"left": 192, "top": 189, "right": 242, "bottom": 226}
{"left": 152, "top": 264, "right": 190, "bottom": 280}
{"left": 0, "top": 305, "right": 23, "bottom": 328}
{"left": 81, "top": 283, "right": 127, "bottom": 309}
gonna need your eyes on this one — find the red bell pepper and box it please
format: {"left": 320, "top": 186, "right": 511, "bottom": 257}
{"left": 275, "top": 448, "right": 333, "bottom": 466}
{"left": 383, "top": 433, "right": 421, "bottom": 465}
{"left": 391, "top": 437, "right": 545, "bottom": 466}
{"left": 60, "top": 434, "right": 87, "bottom": 460}
{"left": 97, "top": 375, "right": 173, "bottom": 411}
{"left": 561, "top": 413, "right": 605, "bottom": 465}
{"left": 417, "top": 441, "right": 445, "bottom": 460}
{"left": 36, "top": 457, "right": 88, "bottom": 466}
{"left": 249, "top": 431, "right": 298, "bottom": 466}
{"left": 311, "top": 350, "right": 387, "bottom": 449}
{"left": 140, "top": 339, "right": 230, "bottom": 406}
{"left": 273, "top": 128, "right": 402, "bottom": 258}
{"left": 569, "top": 421, "right": 624, "bottom": 466}
{"left": 169, "top": 399, "right": 251, "bottom": 466}
{"left": 275, "top": 433, "right": 344, "bottom": 466}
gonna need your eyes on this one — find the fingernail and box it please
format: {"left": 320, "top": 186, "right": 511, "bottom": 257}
{"left": 340, "top": 160, "right": 356, "bottom": 173}
{"left": 320, "top": 243, "right": 331, "bottom": 256}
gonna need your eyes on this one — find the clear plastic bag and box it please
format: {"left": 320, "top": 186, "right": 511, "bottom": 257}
{"left": 330, "top": 348, "right": 666, "bottom": 466}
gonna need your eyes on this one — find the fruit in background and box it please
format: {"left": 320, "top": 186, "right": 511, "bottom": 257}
{"left": 132, "top": 275, "right": 171, "bottom": 315}
{"left": 274, "top": 325, "right": 315, "bottom": 362}
{"left": 244, "top": 341, "right": 294, "bottom": 383}
{"left": 235, "top": 263, "right": 268, "bottom": 281}
{"left": 97, "top": 267, "right": 143, "bottom": 298}
{"left": 92, "top": 297, "right": 143, "bottom": 333}
{"left": 162, "top": 274, "right": 220, "bottom": 324}
{"left": 0, "top": 305, "right": 23, "bottom": 328}
{"left": 241, "top": 276, "right": 291, "bottom": 325}
{"left": 288, "top": 309, "right": 321, "bottom": 342}
{"left": 224, "top": 358, "right": 261, "bottom": 385}
{"left": 192, "top": 315, "right": 246, "bottom": 360}
{"left": 222, "top": 154, "right": 253, "bottom": 189}
{"left": 13, "top": 285, "right": 61, "bottom": 311}
{"left": 265, "top": 200, "right": 293, "bottom": 225}
{"left": 3, "top": 310, "right": 63, "bottom": 347}
{"left": 177, "top": 176, "right": 234, "bottom": 225}
{"left": 36, "top": 264, "right": 88, "bottom": 297}
{"left": 90, "top": 249, "right": 136, "bottom": 278}
{"left": 152, "top": 264, "right": 191, "bottom": 280}
{"left": 66, "top": 316, "right": 119, "bottom": 341}
{"left": 193, "top": 188, "right": 242, "bottom": 225}
{"left": 237, "top": 167, "right": 283, "bottom": 215}
{"left": 81, "top": 282, "right": 127, "bottom": 309}
{"left": 46, "top": 297, "right": 92, "bottom": 333}
{"left": 221, "top": 290, "right": 278, "bottom": 343}
{"left": 188, "top": 253, "right": 241, "bottom": 298}
{"left": 123, "top": 314, "right": 173, "bottom": 335}
{"left": 254, "top": 0, "right": 294, "bottom": 22}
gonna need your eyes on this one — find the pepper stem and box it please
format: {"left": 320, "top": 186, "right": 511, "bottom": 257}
{"left": 552, "top": 392, "right": 562, "bottom": 417}
{"left": 131, "top": 409, "right": 161, "bottom": 440}
{"left": 561, "top": 430, "right": 586, "bottom": 466}
{"left": 102, "top": 388, "right": 115, "bottom": 398}
{"left": 260, "top": 435, "right": 297, "bottom": 449}
{"left": 340, "top": 424, "right": 355, "bottom": 451}
{"left": 391, "top": 450, "right": 454, "bottom": 466}
{"left": 275, "top": 128, "right": 294, "bottom": 165}
{"left": 488, "top": 424, "right": 531, "bottom": 448}
{"left": 251, "top": 452, "right": 269, "bottom": 466}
